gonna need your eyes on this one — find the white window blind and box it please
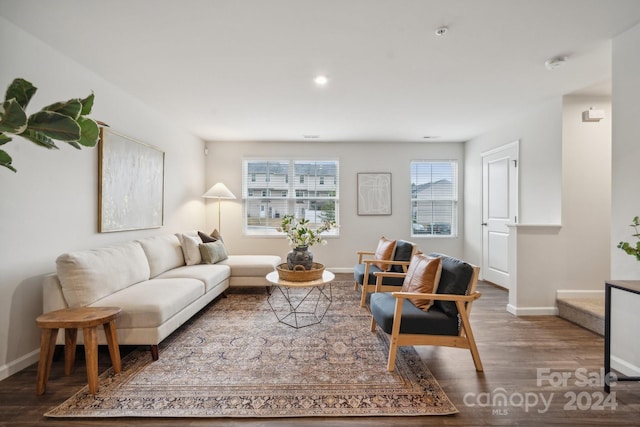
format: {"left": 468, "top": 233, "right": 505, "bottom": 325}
{"left": 410, "top": 160, "right": 458, "bottom": 236}
{"left": 243, "top": 160, "right": 339, "bottom": 236}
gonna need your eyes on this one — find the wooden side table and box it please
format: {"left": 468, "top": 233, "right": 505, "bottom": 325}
{"left": 35, "top": 306, "right": 122, "bottom": 395}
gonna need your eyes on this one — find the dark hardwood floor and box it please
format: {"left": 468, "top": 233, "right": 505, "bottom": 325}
{"left": 1, "top": 273, "right": 638, "bottom": 426}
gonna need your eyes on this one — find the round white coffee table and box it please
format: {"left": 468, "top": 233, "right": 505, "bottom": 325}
{"left": 265, "top": 270, "right": 335, "bottom": 328}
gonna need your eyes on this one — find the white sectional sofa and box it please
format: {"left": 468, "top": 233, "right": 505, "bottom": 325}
{"left": 42, "top": 232, "right": 281, "bottom": 360}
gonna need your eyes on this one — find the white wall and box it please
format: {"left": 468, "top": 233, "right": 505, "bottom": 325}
{"left": 464, "top": 91, "right": 613, "bottom": 314}
{"left": 204, "top": 140, "right": 465, "bottom": 270}
{"left": 464, "top": 97, "right": 563, "bottom": 269}
{"left": 0, "top": 17, "right": 206, "bottom": 379}
{"left": 610, "top": 22, "right": 640, "bottom": 376}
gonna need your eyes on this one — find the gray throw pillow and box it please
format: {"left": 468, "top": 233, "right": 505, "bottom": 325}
{"left": 199, "top": 241, "right": 229, "bottom": 264}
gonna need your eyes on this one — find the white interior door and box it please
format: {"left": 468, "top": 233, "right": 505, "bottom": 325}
{"left": 482, "top": 141, "right": 518, "bottom": 289}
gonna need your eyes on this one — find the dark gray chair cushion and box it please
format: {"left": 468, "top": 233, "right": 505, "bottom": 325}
{"left": 390, "top": 240, "right": 414, "bottom": 273}
{"left": 354, "top": 263, "right": 405, "bottom": 287}
{"left": 370, "top": 292, "right": 459, "bottom": 336}
{"left": 428, "top": 253, "right": 474, "bottom": 317}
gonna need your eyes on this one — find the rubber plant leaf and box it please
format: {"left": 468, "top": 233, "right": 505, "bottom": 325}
{"left": 80, "top": 92, "right": 95, "bottom": 115}
{"left": 0, "top": 133, "right": 11, "bottom": 145}
{"left": 27, "top": 110, "right": 81, "bottom": 141}
{"left": 0, "top": 99, "right": 28, "bottom": 134}
{"left": 42, "top": 98, "right": 82, "bottom": 120}
{"left": 5, "top": 78, "right": 36, "bottom": 109}
{"left": 0, "top": 149, "right": 16, "bottom": 172}
{"left": 18, "top": 128, "right": 58, "bottom": 149}
{"left": 76, "top": 116, "right": 100, "bottom": 147}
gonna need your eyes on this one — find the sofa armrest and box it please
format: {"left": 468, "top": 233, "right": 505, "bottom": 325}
{"left": 42, "top": 273, "right": 69, "bottom": 313}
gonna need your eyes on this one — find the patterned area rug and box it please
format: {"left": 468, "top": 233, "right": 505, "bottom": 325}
{"left": 46, "top": 281, "right": 457, "bottom": 418}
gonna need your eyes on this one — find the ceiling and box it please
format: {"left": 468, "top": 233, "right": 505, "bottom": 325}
{"left": 2, "top": 0, "right": 640, "bottom": 143}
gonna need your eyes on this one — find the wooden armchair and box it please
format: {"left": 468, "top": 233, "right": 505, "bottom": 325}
{"left": 353, "top": 239, "right": 418, "bottom": 307}
{"left": 369, "top": 253, "right": 483, "bottom": 372}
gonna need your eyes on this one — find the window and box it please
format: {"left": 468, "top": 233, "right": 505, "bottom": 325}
{"left": 243, "top": 160, "right": 339, "bottom": 236}
{"left": 411, "top": 161, "right": 458, "bottom": 237}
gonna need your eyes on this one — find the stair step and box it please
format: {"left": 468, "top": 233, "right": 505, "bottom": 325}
{"left": 556, "top": 297, "right": 604, "bottom": 336}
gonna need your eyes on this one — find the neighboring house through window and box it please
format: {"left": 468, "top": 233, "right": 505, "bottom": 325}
{"left": 410, "top": 160, "right": 458, "bottom": 237}
{"left": 243, "top": 160, "right": 339, "bottom": 236}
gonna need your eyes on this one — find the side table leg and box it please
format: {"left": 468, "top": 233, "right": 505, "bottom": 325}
{"left": 36, "top": 328, "right": 58, "bottom": 395}
{"left": 103, "top": 320, "right": 122, "bottom": 373}
{"left": 83, "top": 327, "right": 99, "bottom": 394}
{"left": 64, "top": 328, "right": 78, "bottom": 375}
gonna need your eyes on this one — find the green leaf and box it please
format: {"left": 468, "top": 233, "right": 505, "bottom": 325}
{"left": 80, "top": 92, "right": 95, "bottom": 115}
{"left": 0, "top": 133, "right": 11, "bottom": 145}
{"left": 0, "top": 149, "right": 16, "bottom": 172}
{"left": 5, "top": 78, "right": 37, "bottom": 109}
{"left": 26, "top": 111, "right": 80, "bottom": 141}
{"left": 19, "top": 129, "right": 58, "bottom": 149}
{"left": 66, "top": 140, "right": 81, "bottom": 149}
{"left": 75, "top": 116, "right": 99, "bottom": 147}
{"left": 42, "top": 99, "right": 82, "bottom": 120}
{"left": 0, "top": 99, "right": 28, "bottom": 133}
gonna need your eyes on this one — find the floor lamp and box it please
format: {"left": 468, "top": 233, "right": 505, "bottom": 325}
{"left": 202, "top": 182, "right": 236, "bottom": 232}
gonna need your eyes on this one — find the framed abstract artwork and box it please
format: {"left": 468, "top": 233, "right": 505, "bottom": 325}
{"left": 98, "top": 128, "right": 165, "bottom": 232}
{"left": 357, "top": 172, "right": 392, "bottom": 215}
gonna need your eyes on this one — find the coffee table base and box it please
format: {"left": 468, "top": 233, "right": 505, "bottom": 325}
{"left": 267, "top": 283, "right": 332, "bottom": 328}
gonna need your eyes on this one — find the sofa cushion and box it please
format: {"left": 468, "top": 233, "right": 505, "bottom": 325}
{"left": 373, "top": 237, "right": 396, "bottom": 271}
{"left": 370, "top": 292, "right": 459, "bottom": 336}
{"left": 177, "top": 232, "right": 202, "bottom": 265}
{"left": 217, "top": 255, "right": 280, "bottom": 277}
{"left": 199, "top": 241, "right": 229, "bottom": 264}
{"left": 353, "top": 263, "right": 405, "bottom": 287}
{"left": 56, "top": 242, "right": 150, "bottom": 308}
{"left": 400, "top": 255, "right": 442, "bottom": 310}
{"left": 390, "top": 240, "right": 414, "bottom": 273}
{"left": 137, "top": 234, "right": 185, "bottom": 277}
{"left": 156, "top": 264, "right": 230, "bottom": 292}
{"left": 89, "top": 278, "right": 205, "bottom": 328}
{"left": 428, "top": 253, "right": 474, "bottom": 317}
{"left": 198, "top": 230, "right": 218, "bottom": 243}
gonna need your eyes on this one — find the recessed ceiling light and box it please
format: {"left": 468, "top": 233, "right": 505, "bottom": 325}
{"left": 314, "top": 75, "right": 329, "bottom": 86}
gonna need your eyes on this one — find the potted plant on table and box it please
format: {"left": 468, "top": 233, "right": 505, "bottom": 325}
{"left": 278, "top": 215, "right": 338, "bottom": 270}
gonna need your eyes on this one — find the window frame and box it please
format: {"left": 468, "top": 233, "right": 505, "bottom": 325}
{"left": 242, "top": 159, "right": 340, "bottom": 237}
{"left": 410, "top": 160, "right": 458, "bottom": 238}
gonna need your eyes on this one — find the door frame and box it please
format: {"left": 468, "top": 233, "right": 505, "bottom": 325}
{"left": 481, "top": 140, "right": 519, "bottom": 289}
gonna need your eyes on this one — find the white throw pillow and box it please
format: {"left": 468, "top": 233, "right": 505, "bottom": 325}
{"left": 177, "top": 232, "right": 203, "bottom": 265}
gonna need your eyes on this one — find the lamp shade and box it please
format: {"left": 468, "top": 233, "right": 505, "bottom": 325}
{"left": 202, "top": 182, "right": 236, "bottom": 199}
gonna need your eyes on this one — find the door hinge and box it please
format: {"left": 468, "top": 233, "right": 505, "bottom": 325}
{"left": 513, "top": 159, "right": 518, "bottom": 167}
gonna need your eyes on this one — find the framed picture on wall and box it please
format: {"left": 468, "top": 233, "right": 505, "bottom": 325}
{"left": 98, "top": 128, "right": 165, "bottom": 232}
{"left": 357, "top": 172, "right": 392, "bottom": 215}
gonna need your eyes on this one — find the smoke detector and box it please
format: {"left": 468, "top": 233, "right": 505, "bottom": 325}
{"left": 435, "top": 27, "right": 448, "bottom": 36}
{"left": 544, "top": 56, "right": 568, "bottom": 70}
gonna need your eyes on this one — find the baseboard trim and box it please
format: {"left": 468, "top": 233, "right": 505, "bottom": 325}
{"left": 507, "top": 304, "right": 559, "bottom": 316}
{"left": 328, "top": 267, "right": 353, "bottom": 274}
{"left": 557, "top": 290, "right": 605, "bottom": 299}
{"left": 611, "top": 355, "right": 640, "bottom": 378}
{"left": 0, "top": 348, "right": 39, "bottom": 381}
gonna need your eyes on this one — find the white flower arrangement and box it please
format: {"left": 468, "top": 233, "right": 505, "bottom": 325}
{"left": 278, "top": 215, "right": 338, "bottom": 248}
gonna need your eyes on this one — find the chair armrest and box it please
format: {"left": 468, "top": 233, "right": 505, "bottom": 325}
{"left": 391, "top": 291, "right": 481, "bottom": 302}
{"left": 372, "top": 271, "right": 407, "bottom": 291}
{"left": 365, "top": 259, "right": 411, "bottom": 267}
{"left": 356, "top": 251, "right": 375, "bottom": 263}
{"left": 373, "top": 271, "right": 407, "bottom": 279}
